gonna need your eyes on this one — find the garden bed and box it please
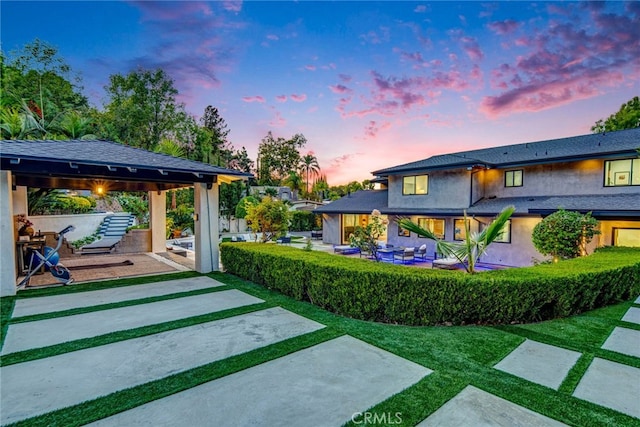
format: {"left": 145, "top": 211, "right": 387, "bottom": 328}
{"left": 221, "top": 244, "right": 640, "bottom": 325}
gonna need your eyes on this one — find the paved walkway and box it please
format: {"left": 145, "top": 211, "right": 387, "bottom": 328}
{"left": 1, "top": 276, "right": 638, "bottom": 426}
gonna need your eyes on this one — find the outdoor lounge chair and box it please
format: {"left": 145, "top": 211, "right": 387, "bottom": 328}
{"left": 276, "top": 236, "right": 291, "bottom": 244}
{"left": 414, "top": 245, "right": 428, "bottom": 262}
{"left": 432, "top": 256, "right": 463, "bottom": 270}
{"left": 394, "top": 248, "right": 415, "bottom": 264}
{"left": 80, "top": 237, "right": 123, "bottom": 254}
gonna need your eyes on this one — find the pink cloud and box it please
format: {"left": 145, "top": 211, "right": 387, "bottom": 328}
{"left": 481, "top": 3, "right": 640, "bottom": 117}
{"left": 364, "top": 120, "right": 392, "bottom": 138}
{"left": 290, "top": 94, "right": 307, "bottom": 102}
{"left": 487, "top": 19, "right": 520, "bottom": 35}
{"left": 329, "top": 84, "right": 352, "bottom": 94}
{"left": 266, "top": 34, "right": 279, "bottom": 41}
{"left": 242, "top": 96, "right": 266, "bottom": 103}
{"left": 222, "top": 1, "right": 242, "bottom": 12}
{"left": 339, "top": 74, "right": 352, "bottom": 83}
{"left": 481, "top": 72, "right": 624, "bottom": 117}
{"left": 305, "top": 65, "right": 317, "bottom": 71}
{"left": 275, "top": 95, "right": 287, "bottom": 103}
{"left": 460, "top": 36, "right": 484, "bottom": 61}
{"left": 359, "top": 27, "right": 390, "bottom": 45}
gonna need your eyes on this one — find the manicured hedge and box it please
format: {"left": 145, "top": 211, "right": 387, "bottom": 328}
{"left": 220, "top": 244, "right": 640, "bottom": 325}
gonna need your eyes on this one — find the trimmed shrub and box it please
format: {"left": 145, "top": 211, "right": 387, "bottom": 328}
{"left": 289, "top": 210, "right": 316, "bottom": 231}
{"left": 220, "top": 245, "right": 640, "bottom": 325}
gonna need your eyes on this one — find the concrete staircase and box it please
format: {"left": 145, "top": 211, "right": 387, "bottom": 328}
{"left": 98, "top": 213, "right": 135, "bottom": 239}
{"left": 81, "top": 213, "right": 135, "bottom": 254}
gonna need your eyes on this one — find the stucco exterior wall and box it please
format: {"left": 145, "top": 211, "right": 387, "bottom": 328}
{"left": 482, "top": 159, "right": 638, "bottom": 198}
{"left": 321, "top": 214, "right": 341, "bottom": 245}
{"left": 29, "top": 213, "right": 110, "bottom": 242}
{"left": 387, "top": 170, "right": 470, "bottom": 209}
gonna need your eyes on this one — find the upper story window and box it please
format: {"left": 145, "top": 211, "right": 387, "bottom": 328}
{"left": 403, "top": 175, "right": 428, "bottom": 195}
{"left": 605, "top": 158, "right": 640, "bottom": 186}
{"left": 505, "top": 169, "right": 523, "bottom": 187}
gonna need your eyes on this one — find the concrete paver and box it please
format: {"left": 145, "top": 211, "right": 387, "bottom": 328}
{"left": 573, "top": 358, "right": 640, "bottom": 419}
{"left": 635, "top": 295, "right": 640, "bottom": 304}
{"left": 417, "top": 385, "right": 568, "bottom": 426}
{"left": 88, "top": 335, "right": 432, "bottom": 427}
{"left": 0, "top": 307, "right": 325, "bottom": 425}
{"left": 2, "top": 290, "right": 263, "bottom": 354}
{"left": 621, "top": 307, "right": 640, "bottom": 325}
{"left": 601, "top": 327, "right": 640, "bottom": 358}
{"left": 12, "top": 276, "right": 223, "bottom": 318}
{"left": 494, "top": 339, "right": 581, "bottom": 390}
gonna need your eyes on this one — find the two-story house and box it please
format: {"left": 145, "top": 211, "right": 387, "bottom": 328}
{"left": 316, "top": 128, "right": 640, "bottom": 266}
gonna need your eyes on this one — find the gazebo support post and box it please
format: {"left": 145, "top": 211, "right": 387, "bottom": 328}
{"left": 149, "top": 190, "right": 167, "bottom": 253}
{"left": 1, "top": 171, "right": 17, "bottom": 296}
{"left": 194, "top": 182, "right": 220, "bottom": 273}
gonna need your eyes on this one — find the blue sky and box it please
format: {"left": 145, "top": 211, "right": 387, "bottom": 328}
{"left": 2, "top": 1, "right": 639, "bottom": 184}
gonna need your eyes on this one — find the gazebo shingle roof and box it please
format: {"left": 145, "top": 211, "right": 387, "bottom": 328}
{"left": 1, "top": 139, "right": 252, "bottom": 191}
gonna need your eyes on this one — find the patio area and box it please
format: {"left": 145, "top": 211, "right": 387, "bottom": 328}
{"left": 18, "top": 252, "right": 191, "bottom": 288}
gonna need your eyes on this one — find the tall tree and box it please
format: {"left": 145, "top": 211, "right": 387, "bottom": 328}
{"left": 230, "top": 146, "right": 254, "bottom": 173}
{"left": 256, "top": 132, "right": 306, "bottom": 185}
{"left": 2, "top": 39, "right": 87, "bottom": 120}
{"left": 592, "top": 96, "right": 640, "bottom": 133}
{"left": 200, "top": 105, "right": 234, "bottom": 167}
{"left": 299, "top": 153, "right": 321, "bottom": 195}
{"left": 2, "top": 40, "right": 89, "bottom": 139}
{"left": 219, "top": 181, "right": 245, "bottom": 228}
{"left": 283, "top": 170, "right": 303, "bottom": 199}
{"left": 102, "top": 68, "right": 183, "bottom": 150}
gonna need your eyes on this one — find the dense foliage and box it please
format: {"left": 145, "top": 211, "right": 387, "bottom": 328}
{"left": 235, "top": 195, "right": 260, "bottom": 219}
{"left": 289, "top": 211, "right": 319, "bottom": 231}
{"left": 532, "top": 209, "right": 599, "bottom": 259}
{"left": 244, "top": 197, "right": 292, "bottom": 242}
{"left": 348, "top": 209, "right": 388, "bottom": 261}
{"left": 27, "top": 189, "right": 96, "bottom": 215}
{"left": 591, "top": 96, "right": 640, "bottom": 133}
{"left": 221, "top": 245, "right": 640, "bottom": 325}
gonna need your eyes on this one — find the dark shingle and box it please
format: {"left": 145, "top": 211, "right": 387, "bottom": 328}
{"left": 314, "top": 190, "right": 388, "bottom": 214}
{"left": 0, "top": 139, "right": 250, "bottom": 177}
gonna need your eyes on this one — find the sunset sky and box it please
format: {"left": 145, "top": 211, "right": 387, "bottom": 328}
{"left": 2, "top": 1, "right": 639, "bottom": 185}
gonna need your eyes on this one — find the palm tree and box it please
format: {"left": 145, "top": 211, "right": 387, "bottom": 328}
{"left": 56, "top": 110, "right": 96, "bottom": 139}
{"left": 283, "top": 170, "right": 303, "bottom": 199}
{"left": 299, "top": 153, "right": 320, "bottom": 196}
{"left": 154, "top": 138, "right": 187, "bottom": 209}
{"left": 397, "top": 206, "right": 515, "bottom": 273}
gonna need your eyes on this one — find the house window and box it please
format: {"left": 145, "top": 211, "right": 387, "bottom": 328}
{"left": 403, "top": 175, "right": 428, "bottom": 195}
{"left": 418, "top": 218, "right": 445, "bottom": 239}
{"left": 486, "top": 220, "right": 511, "bottom": 243}
{"left": 505, "top": 170, "right": 523, "bottom": 187}
{"left": 454, "top": 219, "right": 471, "bottom": 241}
{"left": 341, "top": 213, "right": 388, "bottom": 244}
{"left": 604, "top": 159, "right": 640, "bottom": 186}
{"left": 613, "top": 228, "right": 640, "bottom": 247}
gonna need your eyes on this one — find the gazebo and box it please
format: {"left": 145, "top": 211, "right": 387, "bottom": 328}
{"left": 0, "top": 139, "right": 252, "bottom": 297}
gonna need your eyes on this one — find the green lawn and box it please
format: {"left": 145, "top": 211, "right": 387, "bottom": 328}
{"left": 1, "top": 271, "right": 638, "bottom": 427}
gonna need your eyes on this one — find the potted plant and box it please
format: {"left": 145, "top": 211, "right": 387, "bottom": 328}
{"left": 16, "top": 214, "right": 35, "bottom": 237}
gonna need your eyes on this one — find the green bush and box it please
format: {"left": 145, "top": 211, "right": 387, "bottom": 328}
{"left": 220, "top": 245, "right": 640, "bottom": 325}
{"left": 289, "top": 210, "right": 316, "bottom": 231}
{"left": 532, "top": 209, "right": 599, "bottom": 259}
